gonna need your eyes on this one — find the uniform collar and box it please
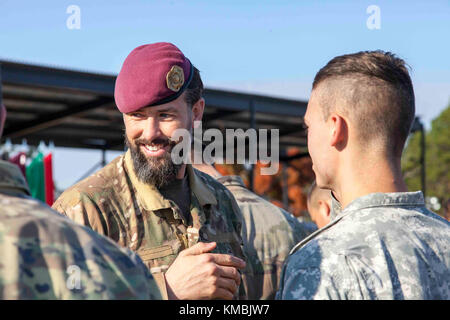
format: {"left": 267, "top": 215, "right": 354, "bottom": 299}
{"left": 216, "top": 175, "right": 245, "bottom": 188}
{"left": 330, "top": 191, "right": 342, "bottom": 221}
{"left": 289, "top": 191, "right": 426, "bottom": 257}
{"left": 0, "top": 160, "right": 30, "bottom": 196}
{"left": 343, "top": 191, "right": 425, "bottom": 213}
{"left": 186, "top": 165, "right": 217, "bottom": 206}
{"left": 124, "top": 150, "right": 217, "bottom": 211}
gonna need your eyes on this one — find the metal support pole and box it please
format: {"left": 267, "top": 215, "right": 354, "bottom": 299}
{"left": 282, "top": 161, "right": 289, "bottom": 210}
{"left": 249, "top": 100, "right": 256, "bottom": 191}
{"left": 101, "top": 148, "right": 106, "bottom": 167}
{"left": 76, "top": 144, "right": 108, "bottom": 182}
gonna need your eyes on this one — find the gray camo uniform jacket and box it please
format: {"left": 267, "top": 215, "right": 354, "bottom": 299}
{"left": 277, "top": 191, "right": 450, "bottom": 300}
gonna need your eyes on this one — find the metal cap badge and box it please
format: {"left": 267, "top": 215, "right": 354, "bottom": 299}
{"left": 166, "top": 65, "right": 185, "bottom": 92}
{"left": 114, "top": 42, "right": 193, "bottom": 113}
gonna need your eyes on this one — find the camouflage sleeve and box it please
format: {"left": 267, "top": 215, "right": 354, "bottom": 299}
{"left": 111, "top": 243, "right": 163, "bottom": 300}
{"left": 52, "top": 188, "right": 108, "bottom": 236}
{"left": 223, "top": 188, "right": 244, "bottom": 240}
{"left": 288, "top": 213, "right": 312, "bottom": 243}
{"left": 0, "top": 197, "right": 161, "bottom": 299}
{"left": 215, "top": 187, "right": 250, "bottom": 300}
{"left": 276, "top": 241, "right": 333, "bottom": 300}
{"left": 61, "top": 226, "right": 163, "bottom": 300}
{"left": 277, "top": 240, "right": 375, "bottom": 300}
{"left": 239, "top": 205, "right": 302, "bottom": 300}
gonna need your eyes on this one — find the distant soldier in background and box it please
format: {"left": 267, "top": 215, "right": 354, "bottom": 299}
{"left": 307, "top": 181, "right": 332, "bottom": 229}
{"left": 278, "top": 51, "right": 450, "bottom": 300}
{"left": 193, "top": 161, "right": 311, "bottom": 300}
{"left": 0, "top": 103, "right": 161, "bottom": 299}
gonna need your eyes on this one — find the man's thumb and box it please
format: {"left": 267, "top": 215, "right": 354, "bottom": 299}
{"left": 184, "top": 241, "right": 217, "bottom": 256}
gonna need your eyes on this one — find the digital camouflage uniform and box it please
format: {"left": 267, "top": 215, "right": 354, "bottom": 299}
{"left": 218, "top": 175, "right": 311, "bottom": 300}
{"left": 53, "top": 151, "right": 247, "bottom": 299}
{"left": 0, "top": 160, "right": 161, "bottom": 300}
{"left": 329, "top": 192, "right": 342, "bottom": 222}
{"left": 277, "top": 191, "right": 450, "bottom": 300}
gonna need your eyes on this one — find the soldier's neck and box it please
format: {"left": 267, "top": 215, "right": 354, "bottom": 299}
{"left": 335, "top": 155, "right": 408, "bottom": 209}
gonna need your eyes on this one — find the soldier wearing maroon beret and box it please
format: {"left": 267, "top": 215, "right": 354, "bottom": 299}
{"left": 53, "top": 42, "right": 248, "bottom": 300}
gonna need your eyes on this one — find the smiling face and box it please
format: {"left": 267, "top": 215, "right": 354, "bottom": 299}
{"left": 123, "top": 92, "right": 204, "bottom": 187}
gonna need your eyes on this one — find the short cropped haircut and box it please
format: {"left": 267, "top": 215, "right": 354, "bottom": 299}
{"left": 184, "top": 66, "right": 204, "bottom": 107}
{"left": 312, "top": 50, "right": 415, "bottom": 157}
{"left": 307, "top": 181, "right": 331, "bottom": 210}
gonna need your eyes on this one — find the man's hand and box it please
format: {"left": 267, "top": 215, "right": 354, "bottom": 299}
{"left": 165, "top": 242, "right": 246, "bottom": 300}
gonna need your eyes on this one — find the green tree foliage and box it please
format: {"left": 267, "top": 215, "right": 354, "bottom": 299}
{"left": 402, "top": 127, "right": 422, "bottom": 192}
{"left": 402, "top": 103, "right": 450, "bottom": 217}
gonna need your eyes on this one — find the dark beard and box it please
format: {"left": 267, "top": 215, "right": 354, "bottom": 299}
{"left": 125, "top": 136, "right": 181, "bottom": 189}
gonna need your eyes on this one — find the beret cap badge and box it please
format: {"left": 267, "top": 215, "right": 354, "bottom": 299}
{"left": 166, "top": 65, "right": 185, "bottom": 92}
{"left": 115, "top": 43, "right": 192, "bottom": 112}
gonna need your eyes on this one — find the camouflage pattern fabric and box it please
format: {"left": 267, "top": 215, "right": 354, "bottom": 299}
{"left": 329, "top": 192, "right": 342, "bottom": 222}
{"left": 0, "top": 160, "right": 161, "bottom": 300}
{"left": 277, "top": 191, "right": 450, "bottom": 300}
{"left": 53, "top": 151, "right": 247, "bottom": 299}
{"left": 296, "top": 216, "right": 318, "bottom": 234}
{"left": 218, "top": 175, "right": 312, "bottom": 300}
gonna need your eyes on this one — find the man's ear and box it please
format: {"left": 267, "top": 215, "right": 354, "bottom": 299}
{"left": 318, "top": 200, "right": 331, "bottom": 220}
{"left": 329, "top": 113, "right": 347, "bottom": 150}
{"left": 191, "top": 98, "right": 205, "bottom": 127}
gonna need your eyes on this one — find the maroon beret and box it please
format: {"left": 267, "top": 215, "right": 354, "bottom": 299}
{"left": 114, "top": 42, "right": 193, "bottom": 113}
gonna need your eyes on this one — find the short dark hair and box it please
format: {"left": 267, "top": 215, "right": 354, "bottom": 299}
{"left": 184, "top": 66, "right": 204, "bottom": 107}
{"left": 312, "top": 50, "right": 415, "bottom": 157}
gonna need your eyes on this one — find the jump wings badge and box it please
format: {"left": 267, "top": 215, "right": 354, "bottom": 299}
{"left": 166, "top": 65, "right": 184, "bottom": 92}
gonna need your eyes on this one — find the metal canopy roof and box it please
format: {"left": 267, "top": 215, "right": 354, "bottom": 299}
{"left": 0, "top": 60, "right": 308, "bottom": 152}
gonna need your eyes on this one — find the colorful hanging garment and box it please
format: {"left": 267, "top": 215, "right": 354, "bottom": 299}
{"left": 9, "top": 152, "right": 27, "bottom": 179}
{"left": 44, "top": 153, "right": 54, "bottom": 206}
{"left": 26, "top": 152, "right": 45, "bottom": 202}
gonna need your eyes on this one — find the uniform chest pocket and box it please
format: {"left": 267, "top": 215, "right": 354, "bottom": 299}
{"left": 137, "top": 242, "right": 182, "bottom": 275}
{"left": 138, "top": 245, "right": 174, "bottom": 260}
{"left": 136, "top": 244, "right": 179, "bottom": 299}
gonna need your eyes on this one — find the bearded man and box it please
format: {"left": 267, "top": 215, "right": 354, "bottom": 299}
{"left": 53, "top": 43, "right": 247, "bottom": 300}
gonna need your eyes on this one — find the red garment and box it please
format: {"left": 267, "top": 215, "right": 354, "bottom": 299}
{"left": 9, "top": 152, "right": 27, "bottom": 179}
{"left": 44, "top": 153, "right": 54, "bottom": 206}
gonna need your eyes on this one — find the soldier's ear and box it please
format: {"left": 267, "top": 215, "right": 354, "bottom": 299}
{"left": 329, "top": 113, "right": 348, "bottom": 151}
{"left": 318, "top": 200, "right": 331, "bottom": 224}
{"left": 191, "top": 98, "right": 205, "bottom": 126}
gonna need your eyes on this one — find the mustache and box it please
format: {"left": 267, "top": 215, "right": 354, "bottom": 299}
{"left": 134, "top": 137, "right": 177, "bottom": 147}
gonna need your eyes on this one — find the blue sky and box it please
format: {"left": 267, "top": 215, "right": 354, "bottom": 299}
{"left": 1, "top": 0, "right": 449, "bottom": 189}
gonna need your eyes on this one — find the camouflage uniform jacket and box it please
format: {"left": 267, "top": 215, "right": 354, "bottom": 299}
{"left": 0, "top": 160, "right": 161, "bottom": 299}
{"left": 329, "top": 192, "right": 342, "bottom": 222}
{"left": 218, "top": 175, "right": 310, "bottom": 300}
{"left": 52, "top": 151, "right": 247, "bottom": 299}
{"left": 277, "top": 191, "right": 450, "bottom": 300}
